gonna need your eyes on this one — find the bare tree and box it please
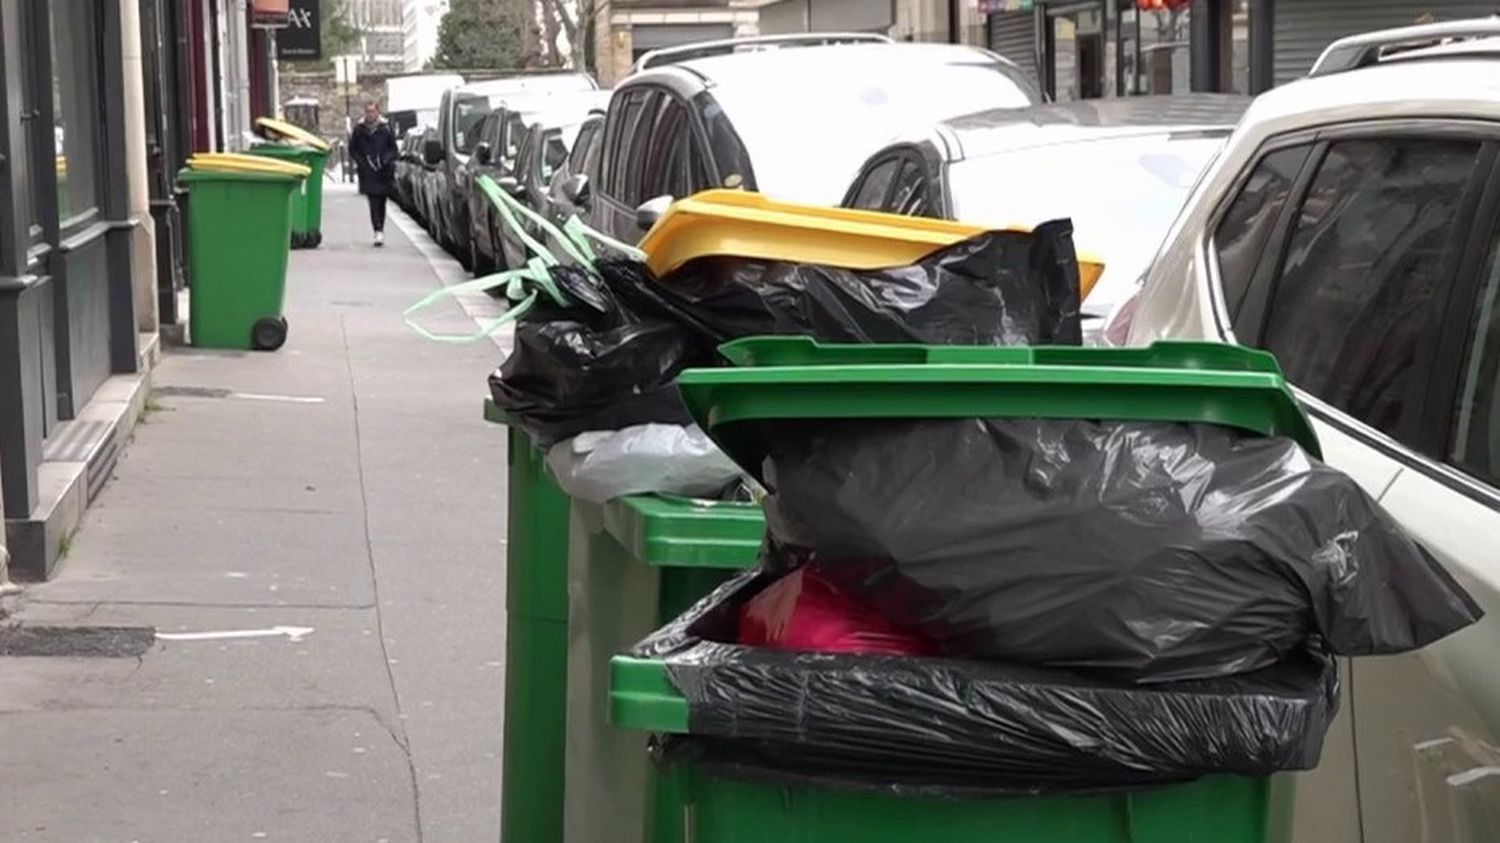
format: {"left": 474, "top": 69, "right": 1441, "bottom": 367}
{"left": 539, "top": 0, "right": 590, "bottom": 70}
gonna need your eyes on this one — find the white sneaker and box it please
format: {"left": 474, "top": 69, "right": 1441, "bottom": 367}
{"left": 374, "top": 231, "right": 385, "bottom": 247}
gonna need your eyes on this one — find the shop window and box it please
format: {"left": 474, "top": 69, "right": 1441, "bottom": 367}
{"left": 1047, "top": 3, "right": 1105, "bottom": 101}
{"left": 1124, "top": 0, "right": 1192, "bottom": 95}
{"left": 50, "top": 0, "right": 104, "bottom": 227}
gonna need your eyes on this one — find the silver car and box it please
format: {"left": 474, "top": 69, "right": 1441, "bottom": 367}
{"left": 1114, "top": 19, "right": 1500, "bottom": 843}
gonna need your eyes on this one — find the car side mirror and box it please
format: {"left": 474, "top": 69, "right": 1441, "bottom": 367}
{"left": 475, "top": 142, "right": 492, "bottom": 166}
{"left": 635, "top": 195, "right": 673, "bottom": 231}
{"left": 561, "top": 174, "right": 591, "bottom": 208}
{"left": 497, "top": 175, "right": 527, "bottom": 200}
{"left": 423, "top": 139, "right": 443, "bottom": 166}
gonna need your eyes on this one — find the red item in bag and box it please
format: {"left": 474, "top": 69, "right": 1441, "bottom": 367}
{"left": 738, "top": 566, "right": 936, "bottom": 656}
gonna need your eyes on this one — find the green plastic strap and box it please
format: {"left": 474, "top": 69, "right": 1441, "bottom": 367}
{"left": 402, "top": 264, "right": 554, "bottom": 344}
{"left": 563, "top": 215, "right": 647, "bottom": 263}
{"left": 476, "top": 174, "right": 597, "bottom": 269}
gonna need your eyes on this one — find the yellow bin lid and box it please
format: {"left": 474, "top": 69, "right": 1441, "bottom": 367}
{"left": 255, "top": 116, "right": 331, "bottom": 152}
{"left": 188, "top": 152, "right": 311, "bottom": 178}
{"left": 640, "top": 190, "right": 1103, "bottom": 300}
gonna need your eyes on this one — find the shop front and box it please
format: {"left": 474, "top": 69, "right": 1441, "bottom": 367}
{"left": 0, "top": 0, "right": 148, "bottom": 576}
{"left": 988, "top": 0, "right": 1498, "bottom": 100}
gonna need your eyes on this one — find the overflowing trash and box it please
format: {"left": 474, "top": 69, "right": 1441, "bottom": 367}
{"left": 758, "top": 417, "right": 1481, "bottom": 683}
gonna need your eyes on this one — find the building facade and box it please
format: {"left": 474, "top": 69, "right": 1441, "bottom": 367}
{"left": 592, "top": 0, "right": 761, "bottom": 85}
{"left": 349, "top": 0, "right": 408, "bottom": 70}
{"left": 982, "top": 0, "right": 1500, "bottom": 101}
{"left": 402, "top": 0, "right": 450, "bottom": 71}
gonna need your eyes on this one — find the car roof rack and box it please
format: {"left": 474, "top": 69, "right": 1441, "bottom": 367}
{"left": 632, "top": 32, "right": 893, "bottom": 73}
{"left": 1309, "top": 16, "right": 1500, "bottom": 77}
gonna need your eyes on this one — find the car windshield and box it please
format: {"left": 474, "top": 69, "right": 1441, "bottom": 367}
{"left": 454, "top": 94, "right": 492, "bottom": 154}
{"left": 947, "top": 133, "right": 1225, "bottom": 313}
{"left": 712, "top": 61, "right": 1039, "bottom": 205}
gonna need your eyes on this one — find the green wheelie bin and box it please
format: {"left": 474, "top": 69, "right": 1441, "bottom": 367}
{"left": 249, "top": 144, "right": 329, "bottom": 248}
{"left": 485, "top": 400, "right": 572, "bottom": 843}
{"left": 179, "top": 166, "right": 301, "bottom": 351}
{"left": 485, "top": 399, "right": 764, "bottom": 843}
{"left": 608, "top": 337, "right": 1324, "bottom": 843}
{"left": 563, "top": 493, "right": 762, "bottom": 843}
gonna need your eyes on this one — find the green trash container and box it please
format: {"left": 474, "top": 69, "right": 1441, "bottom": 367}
{"left": 606, "top": 337, "right": 1322, "bottom": 843}
{"left": 485, "top": 399, "right": 764, "bottom": 843}
{"left": 564, "top": 493, "right": 762, "bottom": 843}
{"left": 249, "top": 143, "right": 328, "bottom": 248}
{"left": 179, "top": 167, "right": 301, "bottom": 351}
{"left": 485, "top": 400, "right": 572, "bottom": 843}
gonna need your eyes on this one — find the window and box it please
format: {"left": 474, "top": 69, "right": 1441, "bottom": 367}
{"left": 504, "top": 113, "right": 527, "bottom": 162}
{"left": 50, "top": 1, "right": 104, "bottom": 225}
{"left": 1259, "top": 137, "right": 1482, "bottom": 440}
{"left": 642, "top": 95, "right": 692, "bottom": 202}
{"left": 695, "top": 91, "right": 753, "bottom": 190}
{"left": 847, "top": 158, "right": 900, "bottom": 211}
{"left": 568, "top": 120, "right": 600, "bottom": 174}
{"left": 453, "top": 94, "right": 492, "bottom": 154}
{"left": 603, "top": 89, "right": 649, "bottom": 199}
{"left": 542, "top": 134, "right": 568, "bottom": 182}
{"left": 1214, "top": 145, "right": 1312, "bottom": 323}
{"left": 1451, "top": 232, "right": 1500, "bottom": 486}
{"left": 888, "top": 160, "right": 932, "bottom": 217}
{"left": 615, "top": 90, "right": 665, "bottom": 207}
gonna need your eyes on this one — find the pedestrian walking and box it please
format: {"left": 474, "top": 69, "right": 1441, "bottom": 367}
{"left": 349, "top": 101, "right": 398, "bottom": 247}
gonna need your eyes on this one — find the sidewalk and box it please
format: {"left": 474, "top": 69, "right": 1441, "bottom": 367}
{"left": 0, "top": 185, "right": 510, "bottom": 842}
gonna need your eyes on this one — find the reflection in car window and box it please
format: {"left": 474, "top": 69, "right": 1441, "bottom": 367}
{"left": 454, "top": 94, "right": 492, "bottom": 154}
{"left": 888, "top": 159, "right": 930, "bottom": 217}
{"left": 849, "top": 158, "right": 899, "bottom": 210}
{"left": 1214, "top": 145, "right": 1311, "bottom": 324}
{"left": 1261, "top": 138, "right": 1481, "bottom": 440}
{"left": 695, "top": 92, "right": 753, "bottom": 190}
{"left": 1450, "top": 232, "right": 1500, "bottom": 485}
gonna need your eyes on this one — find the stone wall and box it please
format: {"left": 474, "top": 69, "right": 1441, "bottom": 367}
{"left": 278, "top": 70, "right": 396, "bottom": 140}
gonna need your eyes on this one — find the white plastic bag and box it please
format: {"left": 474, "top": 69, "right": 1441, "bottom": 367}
{"left": 546, "top": 424, "right": 741, "bottom": 504}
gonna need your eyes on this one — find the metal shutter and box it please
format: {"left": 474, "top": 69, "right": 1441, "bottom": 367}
{"left": 988, "top": 11, "right": 1039, "bottom": 89}
{"left": 1275, "top": 0, "right": 1497, "bottom": 85}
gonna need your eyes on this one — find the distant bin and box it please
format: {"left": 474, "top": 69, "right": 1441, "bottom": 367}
{"left": 179, "top": 167, "right": 300, "bottom": 351}
{"left": 249, "top": 144, "right": 328, "bottom": 248}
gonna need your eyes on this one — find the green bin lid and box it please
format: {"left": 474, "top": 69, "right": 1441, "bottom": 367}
{"left": 679, "top": 337, "right": 1321, "bottom": 482}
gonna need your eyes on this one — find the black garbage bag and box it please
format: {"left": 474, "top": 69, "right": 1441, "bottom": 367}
{"left": 633, "top": 571, "right": 1341, "bottom": 796}
{"left": 488, "top": 263, "right": 704, "bottom": 445}
{"left": 755, "top": 418, "right": 1482, "bottom": 683}
{"left": 623, "top": 222, "right": 1083, "bottom": 347}
{"left": 490, "top": 224, "right": 1082, "bottom": 443}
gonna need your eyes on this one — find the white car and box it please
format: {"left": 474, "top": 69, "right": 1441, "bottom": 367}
{"left": 841, "top": 95, "right": 1249, "bottom": 342}
{"left": 1113, "top": 19, "right": 1500, "bottom": 843}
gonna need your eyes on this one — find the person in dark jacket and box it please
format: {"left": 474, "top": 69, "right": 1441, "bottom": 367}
{"left": 349, "top": 101, "right": 398, "bottom": 246}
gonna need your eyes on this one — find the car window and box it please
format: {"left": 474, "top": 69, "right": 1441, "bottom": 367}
{"left": 568, "top": 119, "right": 600, "bottom": 173}
{"left": 504, "top": 113, "right": 527, "bottom": 161}
{"left": 1449, "top": 230, "right": 1500, "bottom": 486}
{"left": 695, "top": 92, "right": 752, "bottom": 190}
{"left": 542, "top": 133, "right": 568, "bottom": 182}
{"left": 617, "top": 90, "right": 665, "bottom": 207}
{"left": 888, "top": 159, "right": 931, "bottom": 217}
{"left": 643, "top": 95, "right": 690, "bottom": 203}
{"left": 1259, "top": 137, "right": 1483, "bottom": 441}
{"left": 604, "top": 91, "right": 648, "bottom": 198}
{"left": 848, "top": 158, "right": 900, "bottom": 210}
{"left": 454, "top": 94, "right": 492, "bottom": 154}
{"left": 1214, "top": 145, "right": 1313, "bottom": 323}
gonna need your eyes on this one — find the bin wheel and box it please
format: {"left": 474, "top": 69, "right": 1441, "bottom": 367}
{"left": 311, "top": 231, "right": 322, "bottom": 248}
{"left": 251, "top": 316, "right": 288, "bottom": 351}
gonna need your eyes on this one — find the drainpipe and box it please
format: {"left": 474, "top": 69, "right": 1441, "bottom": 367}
{"left": 121, "top": 0, "right": 160, "bottom": 336}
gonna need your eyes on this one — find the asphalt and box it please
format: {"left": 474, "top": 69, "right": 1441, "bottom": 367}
{"left": 0, "top": 184, "right": 511, "bottom": 843}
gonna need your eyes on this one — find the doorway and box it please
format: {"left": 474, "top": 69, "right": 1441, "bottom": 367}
{"left": 1045, "top": 1, "right": 1105, "bottom": 101}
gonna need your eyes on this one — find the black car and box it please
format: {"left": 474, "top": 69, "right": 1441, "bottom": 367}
{"left": 423, "top": 73, "right": 598, "bottom": 268}
{"left": 559, "top": 38, "right": 1040, "bottom": 246}
{"left": 394, "top": 128, "right": 426, "bottom": 216}
{"left": 489, "top": 112, "right": 602, "bottom": 271}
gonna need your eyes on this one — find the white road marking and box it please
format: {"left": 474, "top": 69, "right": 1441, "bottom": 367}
{"left": 156, "top": 625, "right": 315, "bottom": 643}
{"left": 229, "top": 391, "right": 326, "bottom": 404}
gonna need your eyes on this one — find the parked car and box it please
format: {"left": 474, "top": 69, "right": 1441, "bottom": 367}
{"left": 415, "top": 125, "right": 444, "bottom": 236}
{"left": 394, "top": 127, "right": 426, "bottom": 216}
{"left": 1110, "top": 19, "right": 1500, "bottom": 843}
{"left": 546, "top": 112, "right": 604, "bottom": 224}
{"left": 487, "top": 111, "right": 603, "bottom": 271}
{"left": 424, "top": 73, "right": 598, "bottom": 265}
{"left": 842, "top": 95, "right": 1248, "bottom": 342}
{"left": 558, "top": 36, "right": 1042, "bottom": 247}
{"left": 465, "top": 91, "right": 611, "bottom": 274}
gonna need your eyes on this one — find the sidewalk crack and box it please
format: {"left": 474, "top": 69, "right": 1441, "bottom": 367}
{"left": 342, "top": 316, "right": 425, "bottom": 843}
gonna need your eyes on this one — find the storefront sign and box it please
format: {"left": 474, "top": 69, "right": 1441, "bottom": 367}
{"left": 977, "top": 0, "right": 1034, "bottom": 12}
{"left": 276, "top": 0, "right": 321, "bottom": 60}
{"left": 252, "top": 0, "right": 290, "bottom": 27}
